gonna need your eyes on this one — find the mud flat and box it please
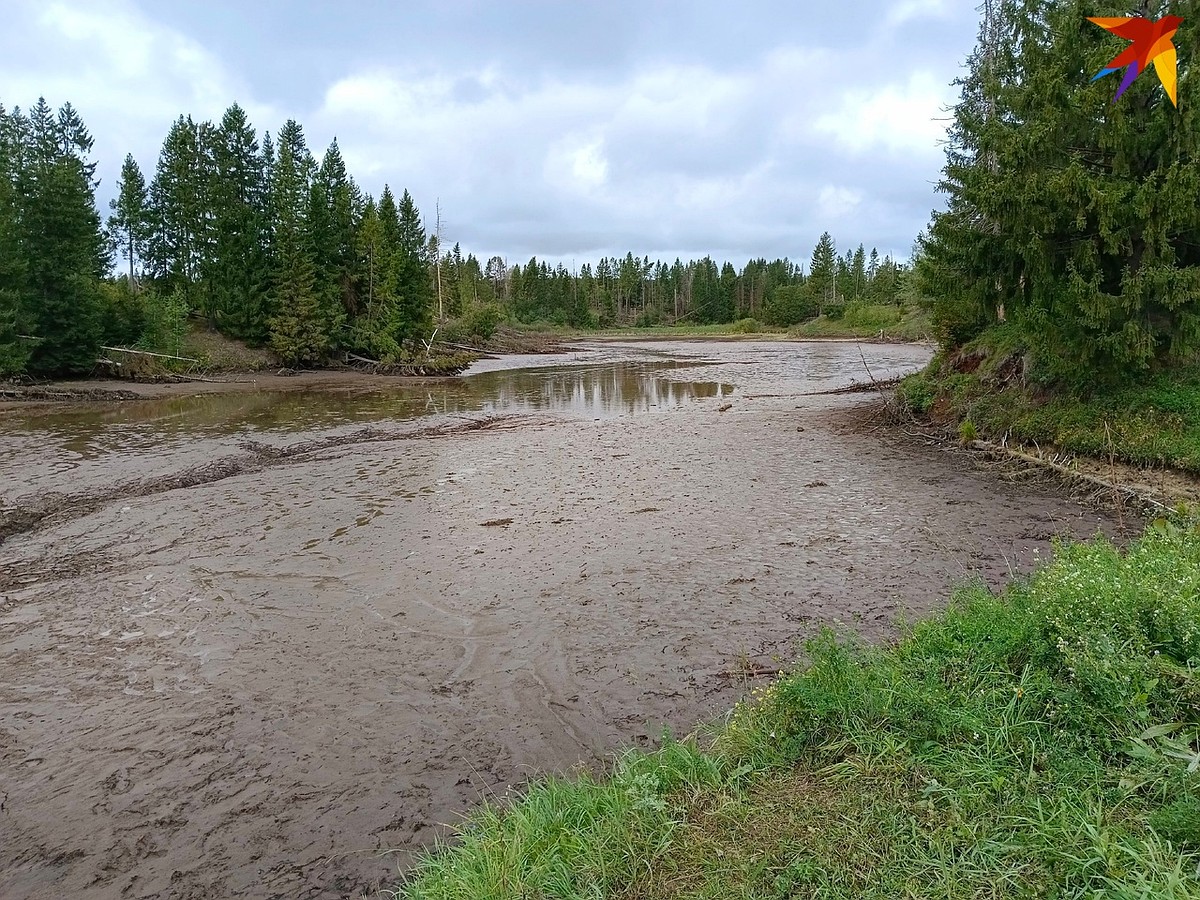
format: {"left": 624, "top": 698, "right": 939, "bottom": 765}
{"left": 0, "top": 341, "right": 1125, "bottom": 899}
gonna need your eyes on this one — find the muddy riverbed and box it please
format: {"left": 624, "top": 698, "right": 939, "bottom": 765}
{"left": 0, "top": 341, "right": 1125, "bottom": 899}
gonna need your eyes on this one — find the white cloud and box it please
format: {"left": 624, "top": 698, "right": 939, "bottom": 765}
{"left": 544, "top": 136, "right": 609, "bottom": 192}
{"left": 886, "top": 0, "right": 954, "bottom": 27}
{"left": 1, "top": 0, "right": 279, "bottom": 189}
{"left": 811, "top": 71, "right": 954, "bottom": 157}
{"left": 818, "top": 185, "right": 864, "bottom": 219}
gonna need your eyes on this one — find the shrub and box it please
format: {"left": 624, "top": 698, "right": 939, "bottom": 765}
{"left": 139, "top": 288, "right": 190, "bottom": 358}
{"left": 897, "top": 373, "right": 935, "bottom": 414}
{"left": 444, "top": 304, "right": 504, "bottom": 344}
{"left": 842, "top": 302, "right": 903, "bottom": 331}
{"left": 730, "top": 317, "right": 761, "bottom": 334}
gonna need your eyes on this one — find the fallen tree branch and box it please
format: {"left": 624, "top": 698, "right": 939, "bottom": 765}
{"left": 801, "top": 375, "right": 904, "bottom": 396}
{"left": 437, "top": 340, "right": 494, "bottom": 354}
{"left": 100, "top": 346, "right": 198, "bottom": 363}
{"left": 968, "top": 439, "right": 1172, "bottom": 512}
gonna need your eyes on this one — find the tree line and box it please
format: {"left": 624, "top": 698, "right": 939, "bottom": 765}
{"left": 917, "top": 0, "right": 1199, "bottom": 386}
{"left": 1, "top": 97, "right": 909, "bottom": 377}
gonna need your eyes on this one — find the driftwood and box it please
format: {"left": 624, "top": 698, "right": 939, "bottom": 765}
{"left": 344, "top": 350, "right": 477, "bottom": 377}
{"left": 802, "top": 375, "right": 904, "bottom": 396}
{"left": 438, "top": 341, "right": 492, "bottom": 354}
{"left": 100, "top": 346, "right": 199, "bottom": 363}
{"left": 968, "top": 439, "right": 1171, "bottom": 511}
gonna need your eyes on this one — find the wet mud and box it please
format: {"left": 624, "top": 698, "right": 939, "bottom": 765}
{"left": 0, "top": 341, "right": 1127, "bottom": 899}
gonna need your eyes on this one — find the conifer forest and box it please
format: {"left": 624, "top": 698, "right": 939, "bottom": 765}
{"left": 0, "top": 100, "right": 906, "bottom": 375}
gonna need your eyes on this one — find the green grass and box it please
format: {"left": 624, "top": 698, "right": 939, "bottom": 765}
{"left": 789, "top": 304, "right": 933, "bottom": 341}
{"left": 178, "top": 323, "right": 277, "bottom": 371}
{"left": 899, "top": 328, "right": 1200, "bottom": 473}
{"left": 587, "top": 321, "right": 788, "bottom": 338}
{"left": 481, "top": 309, "right": 934, "bottom": 343}
{"left": 397, "top": 521, "right": 1200, "bottom": 899}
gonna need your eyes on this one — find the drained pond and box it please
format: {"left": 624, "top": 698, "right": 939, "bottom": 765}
{"left": 0, "top": 340, "right": 1124, "bottom": 899}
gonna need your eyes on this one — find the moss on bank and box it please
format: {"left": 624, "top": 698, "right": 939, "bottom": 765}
{"left": 398, "top": 520, "right": 1200, "bottom": 899}
{"left": 897, "top": 326, "right": 1200, "bottom": 474}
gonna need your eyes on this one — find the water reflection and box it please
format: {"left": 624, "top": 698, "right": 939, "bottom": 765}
{"left": 0, "top": 362, "right": 735, "bottom": 461}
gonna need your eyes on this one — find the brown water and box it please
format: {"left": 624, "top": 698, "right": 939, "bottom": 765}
{"left": 0, "top": 341, "right": 1123, "bottom": 899}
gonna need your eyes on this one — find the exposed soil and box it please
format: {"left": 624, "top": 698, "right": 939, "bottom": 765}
{"left": 0, "top": 341, "right": 1130, "bottom": 899}
{"left": 0, "top": 371, "right": 466, "bottom": 409}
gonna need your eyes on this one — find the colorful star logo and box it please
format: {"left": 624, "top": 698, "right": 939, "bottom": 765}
{"left": 1088, "top": 14, "right": 1183, "bottom": 106}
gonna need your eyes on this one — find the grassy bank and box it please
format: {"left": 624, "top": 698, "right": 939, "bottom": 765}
{"left": 482, "top": 306, "right": 932, "bottom": 344}
{"left": 898, "top": 326, "right": 1200, "bottom": 474}
{"left": 789, "top": 304, "right": 933, "bottom": 342}
{"left": 398, "top": 521, "right": 1200, "bottom": 899}
{"left": 585, "top": 321, "right": 784, "bottom": 338}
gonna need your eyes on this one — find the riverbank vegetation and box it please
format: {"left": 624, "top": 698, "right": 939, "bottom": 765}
{"left": 402, "top": 519, "right": 1200, "bottom": 898}
{"left": 903, "top": 0, "right": 1200, "bottom": 470}
{"left": 899, "top": 326, "right": 1200, "bottom": 475}
{"left": 0, "top": 98, "right": 909, "bottom": 379}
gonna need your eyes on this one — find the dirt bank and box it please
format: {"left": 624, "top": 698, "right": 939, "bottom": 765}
{"left": 0, "top": 341, "right": 1127, "bottom": 899}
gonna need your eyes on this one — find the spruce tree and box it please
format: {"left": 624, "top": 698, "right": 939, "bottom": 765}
{"left": 355, "top": 195, "right": 391, "bottom": 337}
{"left": 147, "top": 116, "right": 211, "bottom": 306}
{"left": 850, "top": 244, "right": 866, "bottom": 301}
{"left": 0, "top": 103, "right": 32, "bottom": 374}
{"left": 392, "top": 188, "right": 432, "bottom": 350}
{"left": 108, "top": 153, "right": 150, "bottom": 289}
{"left": 206, "top": 104, "right": 270, "bottom": 341}
{"left": 267, "top": 120, "right": 325, "bottom": 365}
{"left": 308, "top": 139, "right": 354, "bottom": 341}
{"left": 719, "top": 261, "right": 738, "bottom": 322}
{"left": 807, "top": 232, "right": 837, "bottom": 313}
{"left": 921, "top": 0, "right": 1199, "bottom": 381}
{"left": 15, "top": 99, "right": 108, "bottom": 374}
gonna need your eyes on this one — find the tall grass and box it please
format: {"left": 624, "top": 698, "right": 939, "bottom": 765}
{"left": 398, "top": 521, "right": 1200, "bottom": 898}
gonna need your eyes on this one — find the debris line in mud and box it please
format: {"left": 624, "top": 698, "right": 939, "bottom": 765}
{"left": 0, "top": 415, "right": 532, "bottom": 545}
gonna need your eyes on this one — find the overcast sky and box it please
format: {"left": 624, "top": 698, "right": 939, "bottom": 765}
{"left": 1, "top": 0, "right": 981, "bottom": 267}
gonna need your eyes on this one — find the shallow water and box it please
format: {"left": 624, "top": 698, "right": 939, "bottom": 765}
{"left": 0, "top": 340, "right": 1123, "bottom": 899}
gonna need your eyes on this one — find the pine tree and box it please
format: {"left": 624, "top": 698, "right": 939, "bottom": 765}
{"left": 108, "top": 153, "right": 150, "bottom": 289}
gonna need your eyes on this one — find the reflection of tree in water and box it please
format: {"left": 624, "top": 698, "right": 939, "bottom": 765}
{"left": 474, "top": 363, "right": 732, "bottom": 417}
{"left": 6, "top": 362, "right": 735, "bottom": 458}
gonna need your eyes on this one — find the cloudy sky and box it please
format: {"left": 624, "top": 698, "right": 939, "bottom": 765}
{"left": 1, "top": 0, "right": 981, "bottom": 267}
